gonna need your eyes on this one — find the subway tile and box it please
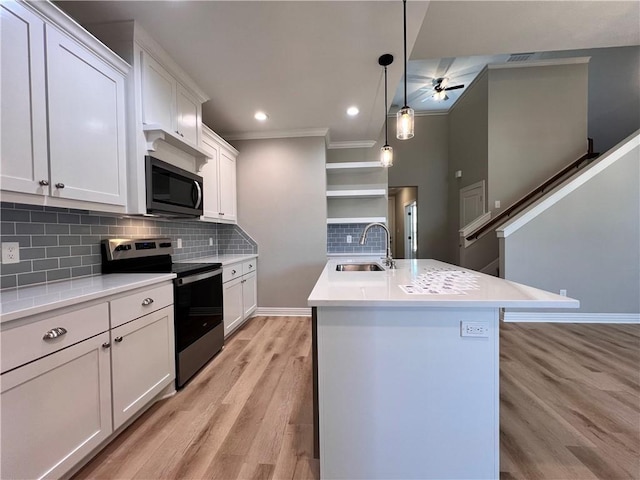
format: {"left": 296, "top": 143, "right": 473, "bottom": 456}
{"left": 82, "top": 255, "right": 101, "bottom": 266}
{"left": 32, "top": 258, "right": 59, "bottom": 271}
{"left": 1, "top": 261, "right": 32, "bottom": 275}
{"left": 46, "top": 246, "right": 71, "bottom": 257}
{"left": 30, "top": 211, "right": 58, "bottom": 223}
{"left": 15, "top": 203, "right": 42, "bottom": 211}
{"left": 91, "top": 245, "right": 101, "bottom": 254}
{"left": 70, "top": 225, "right": 91, "bottom": 235}
{"left": 92, "top": 265, "right": 102, "bottom": 275}
{"left": 70, "top": 245, "right": 91, "bottom": 256}
{"left": 1, "top": 202, "right": 15, "bottom": 209}
{"left": 1, "top": 222, "right": 15, "bottom": 235}
{"left": 71, "top": 266, "right": 93, "bottom": 278}
{"left": 90, "top": 225, "right": 109, "bottom": 235}
{"left": 2, "top": 210, "right": 30, "bottom": 222}
{"left": 43, "top": 206, "right": 70, "bottom": 213}
{"left": 59, "top": 256, "right": 82, "bottom": 268}
{"left": 2, "top": 235, "right": 31, "bottom": 247}
{"left": 1, "top": 275, "right": 17, "bottom": 289}
{"left": 99, "top": 216, "right": 117, "bottom": 225}
{"left": 45, "top": 224, "right": 70, "bottom": 235}
{"left": 58, "top": 213, "right": 80, "bottom": 224}
{"left": 80, "top": 215, "right": 100, "bottom": 225}
{"left": 16, "top": 223, "right": 45, "bottom": 234}
{"left": 21, "top": 247, "right": 46, "bottom": 260}
{"left": 32, "top": 236, "right": 59, "bottom": 247}
{"left": 18, "top": 271, "right": 46, "bottom": 286}
{"left": 47, "top": 268, "right": 71, "bottom": 282}
{"left": 58, "top": 235, "right": 82, "bottom": 246}
{"left": 81, "top": 236, "right": 101, "bottom": 245}
{"left": 69, "top": 208, "right": 90, "bottom": 214}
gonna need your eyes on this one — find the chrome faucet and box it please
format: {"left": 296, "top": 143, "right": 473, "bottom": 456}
{"left": 359, "top": 222, "right": 396, "bottom": 269}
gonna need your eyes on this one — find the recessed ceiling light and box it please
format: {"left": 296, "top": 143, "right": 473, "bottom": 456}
{"left": 347, "top": 106, "right": 359, "bottom": 116}
{"left": 254, "top": 111, "right": 268, "bottom": 121}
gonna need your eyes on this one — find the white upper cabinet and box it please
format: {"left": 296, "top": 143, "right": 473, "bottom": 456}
{"left": 0, "top": 0, "right": 129, "bottom": 211}
{"left": 141, "top": 52, "right": 175, "bottom": 130}
{"left": 200, "top": 124, "right": 238, "bottom": 223}
{"left": 176, "top": 83, "right": 200, "bottom": 145}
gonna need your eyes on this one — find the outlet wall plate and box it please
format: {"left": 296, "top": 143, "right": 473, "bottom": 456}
{"left": 460, "top": 321, "right": 489, "bottom": 338}
{"left": 2, "top": 242, "right": 20, "bottom": 264}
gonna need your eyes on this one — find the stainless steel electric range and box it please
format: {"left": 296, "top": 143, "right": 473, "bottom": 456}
{"left": 101, "top": 238, "right": 223, "bottom": 388}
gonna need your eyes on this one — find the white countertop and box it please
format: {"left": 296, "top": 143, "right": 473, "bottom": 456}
{"left": 308, "top": 258, "right": 580, "bottom": 309}
{"left": 184, "top": 253, "right": 258, "bottom": 266}
{"left": 0, "top": 273, "right": 176, "bottom": 325}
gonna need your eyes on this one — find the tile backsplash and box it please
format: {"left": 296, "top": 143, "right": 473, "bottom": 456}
{"left": 327, "top": 223, "right": 386, "bottom": 255}
{"left": 0, "top": 203, "right": 257, "bottom": 289}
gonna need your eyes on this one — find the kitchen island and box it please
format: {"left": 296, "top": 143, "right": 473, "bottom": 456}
{"left": 308, "top": 258, "right": 578, "bottom": 480}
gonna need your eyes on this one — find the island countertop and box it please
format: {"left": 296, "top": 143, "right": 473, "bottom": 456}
{"left": 308, "top": 257, "right": 579, "bottom": 309}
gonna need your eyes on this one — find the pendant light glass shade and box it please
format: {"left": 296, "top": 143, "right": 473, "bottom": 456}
{"left": 396, "top": 106, "right": 414, "bottom": 140}
{"left": 380, "top": 144, "right": 393, "bottom": 167}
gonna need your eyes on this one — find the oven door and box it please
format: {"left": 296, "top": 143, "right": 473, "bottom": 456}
{"left": 146, "top": 156, "right": 203, "bottom": 217}
{"left": 174, "top": 268, "right": 223, "bottom": 387}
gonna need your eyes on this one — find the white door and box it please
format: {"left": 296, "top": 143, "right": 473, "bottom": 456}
{"left": 141, "top": 51, "right": 176, "bottom": 130}
{"left": 200, "top": 132, "right": 221, "bottom": 220}
{"left": 223, "top": 277, "right": 244, "bottom": 337}
{"left": 219, "top": 149, "right": 237, "bottom": 222}
{"left": 460, "top": 181, "right": 486, "bottom": 228}
{"left": 242, "top": 271, "right": 257, "bottom": 318}
{"left": 46, "top": 26, "right": 127, "bottom": 206}
{"left": 176, "top": 83, "right": 200, "bottom": 145}
{"left": 111, "top": 306, "right": 175, "bottom": 430}
{"left": 404, "top": 202, "right": 417, "bottom": 259}
{"left": 1, "top": 332, "right": 112, "bottom": 480}
{"left": 0, "top": 2, "right": 49, "bottom": 195}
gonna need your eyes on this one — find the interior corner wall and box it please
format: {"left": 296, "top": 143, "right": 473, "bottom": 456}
{"left": 447, "top": 72, "right": 489, "bottom": 264}
{"left": 234, "top": 136, "right": 327, "bottom": 309}
{"left": 502, "top": 141, "right": 639, "bottom": 314}
{"left": 387, "top": 114, "right": 450, "bottom": 262}
{"left": 487, "top": 63, "right": 588, "bottom": 210}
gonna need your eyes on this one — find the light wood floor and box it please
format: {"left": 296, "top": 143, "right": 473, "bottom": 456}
{"left": 74, "top": 317, "right": 639, "bottom": 480}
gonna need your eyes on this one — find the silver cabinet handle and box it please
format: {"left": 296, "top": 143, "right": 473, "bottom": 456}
{"left": 141, "top": 297, "right": 154, "bottom": 306}
{"left": 194, "top": 180, "right": 202, "bottom": 209}
{"left": 219, "top": 212, "right": 225, "bottom": 216}
{"left": 175, "top": 130, "right": 180, "bottom": 135}
{"left": 231, "top": 269, "right": 236, "bottom": 275}
{"left": 249, "top": 264, "right": 253, "bottom": 268}
{"left": 39, "top": 180, "right": 49, "bottom": 186}
{"left": 114, "top": 336, "right": 123, "bottom": 343}
{"left": 43, "top": 327, "right": 67, "bottom": 340}
{"left": 102, "top": 342, "right": 111, "bottom": 349}
{"left": 55, "top": 183, "right": 65, "bottom": 189}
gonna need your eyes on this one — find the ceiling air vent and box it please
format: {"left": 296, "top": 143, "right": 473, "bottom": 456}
{"left": 507, "top": 53, "right": 535, "bottom": 62}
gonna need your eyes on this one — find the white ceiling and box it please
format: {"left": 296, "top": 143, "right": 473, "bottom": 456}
{"left": 55, "top": 1, "right": 639, "bottom": 144}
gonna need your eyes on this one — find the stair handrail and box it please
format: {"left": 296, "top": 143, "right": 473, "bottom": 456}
{"left": 465, "top": 139, "right": 599, "bottom": 242}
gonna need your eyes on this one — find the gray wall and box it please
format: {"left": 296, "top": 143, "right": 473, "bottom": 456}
{"left": 487, "top": 62, "right": 588, "bottom": 210}
{"left": 541, "top": 46, "right": 640, "bottom": 154}
{"left": 235, "top": 136, "right": 326, "bottom": 308}
{"left": 448, "top": 72, "right": 489, "bottom": 263}
{"left": 502, "top": 137, "right": 639, "bottom": 313}
{"left": 388, "top": 114, "right": 450, "bottom": 262}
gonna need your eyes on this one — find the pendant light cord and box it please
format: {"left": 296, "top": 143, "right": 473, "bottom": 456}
{"left": 384, "top": 65, "right": 389, "bottom": 145}
{"left": 403, "top": 0, "right": 407, "bottom": 108}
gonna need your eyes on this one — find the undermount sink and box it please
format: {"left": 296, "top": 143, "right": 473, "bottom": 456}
{"left": 336, "top": 263, "right": 384, "bottom": 272}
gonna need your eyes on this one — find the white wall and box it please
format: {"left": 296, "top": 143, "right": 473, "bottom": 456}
{"left": 234, "top": 136, "right": 327, "bottom": 309}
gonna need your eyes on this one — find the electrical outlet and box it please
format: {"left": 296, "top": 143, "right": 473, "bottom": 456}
{"left": 176, "top": 238, "right": 183, "bottom": 249}
{"left": 560, "top": 289, "right": 567, "bottom": 297}
{"left": 460, "top": 321, "right": 489, "bottom": 338}
{"left": 346, "top": 235, "right": 352, "bottom": 244}
{"left": 2, "top": 242, "right": 20, "bottom": 264}
{"left": 209, "top": 238, "right": 213, "bottom": 246}
{"left": 494, "top": 200, "right": 501, "bottom": 209}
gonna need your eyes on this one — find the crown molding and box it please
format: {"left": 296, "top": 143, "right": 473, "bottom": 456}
{"left": 223, "top": 128, "right": 329, "bottom": 141}
{"left": 328, "top": 140, "right": 377, "bottom": 149}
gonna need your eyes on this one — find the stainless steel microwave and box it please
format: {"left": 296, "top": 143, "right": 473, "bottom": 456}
{"left": 145, "top": 156, "right": 203, "bottom": 217}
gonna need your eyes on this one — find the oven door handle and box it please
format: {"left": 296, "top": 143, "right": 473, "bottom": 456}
{"left": 175, "top": 268, "right": 222, "bottom": 286}
{"left": 193, "top": 180, "right": 203, "bottom": 210}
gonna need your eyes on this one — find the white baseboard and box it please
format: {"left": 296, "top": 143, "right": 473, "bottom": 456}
{"left": 255, "top": 307, "right": 312, "bottom": 317}
{"left": 503, "top": 311, "right": 640, "bottom": 324}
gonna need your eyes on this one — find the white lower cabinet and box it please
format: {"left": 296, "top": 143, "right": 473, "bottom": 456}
{"left": 0, "top": 331, "right": 112, "bottom": 480}
{"left": 111, "top": 305, "right": 175, "bottom": 430}
{"left": 223, "top": 260, "right": 257, "bottom": 337}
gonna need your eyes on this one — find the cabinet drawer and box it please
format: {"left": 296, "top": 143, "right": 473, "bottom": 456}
{"left": 242, "top": 259, "right": 257, "bottom": 275}
{"left": 1, "top": 303, "right": 109, "bottom": 374}
{"left": 110, "top": 283, "right": 173, "bottom": 328}
{"left": 223, "top": 263, "right": 243, "bottom": 283}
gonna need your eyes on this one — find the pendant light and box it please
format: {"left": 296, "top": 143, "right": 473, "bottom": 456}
{"left": 379, "top": 54, "right": 394, "bottom": 167}
{"left": 396, "top": 0, "right": 414, "bottom": 140}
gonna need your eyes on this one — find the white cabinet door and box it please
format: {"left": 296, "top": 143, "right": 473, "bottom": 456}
{"left": 242, "top": 271, "right": 257, "bottom": 318}
{"left": 141, "top": 51, "right": 176, "bottom": 131}
{"left": 46, "top": 25, "right": 127, "bottom": 206}
{"left": 201, "top": 130, "right": 221, "bottom": 220}
{"left": 0, "top": 332, "right": 112, "bottom": 480}
{"left": 219, "top": 148, "right": 237, "bottom": 222}
{"left": 176, "top": 83, "right": 200, "bottom": 145}
{"left": 0, "top": 1, "right": 48, "bottom": 195}
{"left": 111, "top": 306, "right": 175, "bottom": 430}
{"left": 223, "top": 276, "right": 244, "bottom": 337}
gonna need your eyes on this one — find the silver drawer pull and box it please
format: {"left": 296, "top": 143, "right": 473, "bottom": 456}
{"left": 39, "top": 180, "right": 49, "bottom": 186}
{"left": 43, "top": 327, "right": 67, "bottom": 340}
{"left": 114, "top": 336, "right": 123, "bottom": 343}
{"left": 141, "top": 297, "right": 154, "bottom": 306}
{"left": 102, "top": 342, "right": 111, "bottom": 349}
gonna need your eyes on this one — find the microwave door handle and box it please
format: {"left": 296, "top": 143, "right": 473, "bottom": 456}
{"left": 194, "top": 180, "right": 202, "bottom": 209}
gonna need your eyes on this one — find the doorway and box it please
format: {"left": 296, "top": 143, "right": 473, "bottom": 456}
{"left": 404, "top": 201, "right": 417, "bottom": 259}
{"left": 388, "top": 186, "right": 417, "bottom": 259}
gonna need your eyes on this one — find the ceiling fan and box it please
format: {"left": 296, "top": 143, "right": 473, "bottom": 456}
{"left": 423, "top": 77, "right": 464, "bottom": 102}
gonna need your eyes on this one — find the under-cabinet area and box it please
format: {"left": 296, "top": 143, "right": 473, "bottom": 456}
{"left": 0, "top": 276, "right": 175, "bottom": 480}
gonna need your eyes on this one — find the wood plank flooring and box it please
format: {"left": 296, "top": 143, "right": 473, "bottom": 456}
{"left": 73, "top": 317, "right": 639, "bottom": 480}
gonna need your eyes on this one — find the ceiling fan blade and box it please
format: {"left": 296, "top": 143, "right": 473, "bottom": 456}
{"left": 406, "top": 74, "right": 436, "bottom": 83}
{"left": 409, "top": 88, "right": 435, "bottom": 103}
{"left": 444, "top": 84, "right": 464, "bottom": 91}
